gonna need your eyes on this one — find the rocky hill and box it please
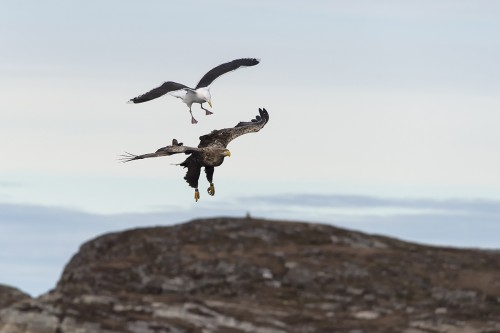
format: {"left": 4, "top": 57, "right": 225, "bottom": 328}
{"left": 0, "top": 286, "right": 30, "bottom": 311}
{"left": 1, "top": 217, "right": 500, "bottom": 333}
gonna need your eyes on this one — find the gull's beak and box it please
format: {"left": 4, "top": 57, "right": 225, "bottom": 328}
{"left": 225, "top": 150, "right": 231, "bottom": 157}
{"left": 208, "top": 100, "right": 212, "bottom": 108}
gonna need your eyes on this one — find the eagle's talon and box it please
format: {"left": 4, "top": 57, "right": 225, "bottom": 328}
{"left": 207, "top": 183, "right": 215, "bottom": 196}
{"left": 194, "top": 189, "right": 200, "bottom": 202}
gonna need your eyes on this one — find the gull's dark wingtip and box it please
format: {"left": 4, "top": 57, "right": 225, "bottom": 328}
{"left": 239, "top": 58, "right": 260, "bottom": 67}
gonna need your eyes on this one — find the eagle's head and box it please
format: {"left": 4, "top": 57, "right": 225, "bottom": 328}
{"left": 208, "top": 148, "right": 230, "bottom": 166}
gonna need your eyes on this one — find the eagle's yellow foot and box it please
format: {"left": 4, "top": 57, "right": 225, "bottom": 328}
{"left": 194, "top": 189, "right": 200, "bottom": 202}
{"left": 207, "top": 183, "right": 215, "bottom": 196}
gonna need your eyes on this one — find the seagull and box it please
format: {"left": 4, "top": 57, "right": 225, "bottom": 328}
{"left": 128, "top": 58, "right": 260, "bottom": 124}
{"left": 120, "top": 108, "right": 269, "bottom": 201}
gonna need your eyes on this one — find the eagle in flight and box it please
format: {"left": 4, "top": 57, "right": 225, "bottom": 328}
{"left": 120, "top": 108, "right": 269, "bottom": 201}
{"left": 128, "top": 58, "right": 260, "bottom": 124}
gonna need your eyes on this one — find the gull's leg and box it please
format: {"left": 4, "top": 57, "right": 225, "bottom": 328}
{"left": 201, "top": 103, "right": 213, "bottom": 115}
{"left": 207, "top": 183, "right": 215, "bottom": 196}
{"left": 189, "top": 106, "right": 198, "bottom": 124}
{"left": 194, "top": 188, "right": 200, "bottom": 202}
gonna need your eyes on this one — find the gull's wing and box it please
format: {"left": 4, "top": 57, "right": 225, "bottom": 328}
{"left": 120, "top": 140, "right": 201, "bottom": 162}
{"left": 128, "top": 81, "right": 191, "bottom": 104}
{"left": 195, "top": 58, "right": 260, "bottom": 89}
{"left": 198, "top": 108, "right": 269, "bottom": 149}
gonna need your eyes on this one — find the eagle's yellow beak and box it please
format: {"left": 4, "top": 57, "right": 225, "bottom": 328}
{"left": 225, "top": 150, "right": 231, "bottom": 157}
{"left": 208, "top": 100, "right": 212, "bottom": 108}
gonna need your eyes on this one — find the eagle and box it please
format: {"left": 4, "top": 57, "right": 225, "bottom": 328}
{"left": 128, "top": 58, "right": 260, "bottom": 124}
{"left": 120, "top": 108, "right": 269, "bottom": 201}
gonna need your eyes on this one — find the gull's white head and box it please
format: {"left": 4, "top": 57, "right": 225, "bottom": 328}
{"left": 199, "top": 89, "right": 212, "bottom": 107}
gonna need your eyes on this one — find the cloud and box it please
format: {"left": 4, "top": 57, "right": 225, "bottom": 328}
{"left": 0, "top": 181, "right": 21, "bottom": 188}
{"left": 0, "top": 181, "right": 22, "bottom": 199}
{"left": 239, "top": 193, "right": 500, "bottom": 217}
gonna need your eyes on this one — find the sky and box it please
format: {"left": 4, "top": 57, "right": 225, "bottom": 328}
{"left": 1, "top": 0, "right": 500, "bottom": 296}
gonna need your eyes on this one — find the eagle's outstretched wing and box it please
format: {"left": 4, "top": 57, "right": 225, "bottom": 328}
{"left": 120, "top": 139, "right": 201, "bottom": 162}
{"left": 128, "top": 81, "right": 191, "bottom": 104}
{"left": 195, "top": 58, "right": 260, "bottom": 89}
{"left": 198, "top": 108, "right": 269, "bottom": 149}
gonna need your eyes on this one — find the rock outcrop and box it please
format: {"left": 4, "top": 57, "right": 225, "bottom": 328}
{"left": 1, "top": 217, "right": 500, "bottom": 332}
{"left": 0, "top": 285, "right": 30, "bottom": 311}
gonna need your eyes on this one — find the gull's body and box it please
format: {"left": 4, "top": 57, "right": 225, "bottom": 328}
{"left": 128, "top": 58, "right": 260, "bottom": 124}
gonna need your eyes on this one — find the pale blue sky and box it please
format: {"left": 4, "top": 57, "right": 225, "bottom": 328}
{"left": 2, "top": 0, "right": 500, "bottom": 295}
